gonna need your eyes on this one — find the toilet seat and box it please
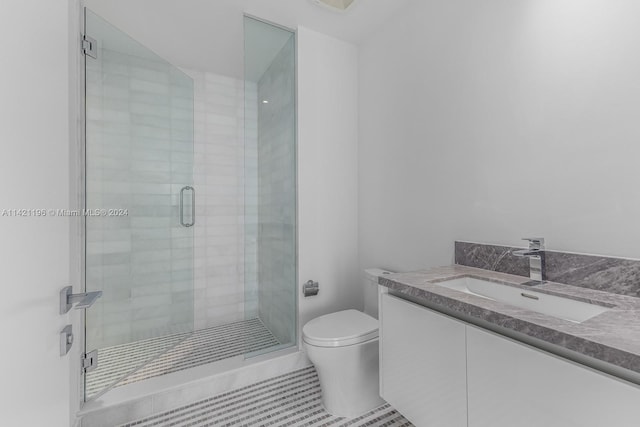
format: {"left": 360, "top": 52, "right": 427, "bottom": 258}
{"left": 302, "top": 309, "right": 378, "bottom": 347}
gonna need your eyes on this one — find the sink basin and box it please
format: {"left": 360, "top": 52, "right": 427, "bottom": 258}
{"left": 433, "top": 277, "right": 609, "bottom": 323}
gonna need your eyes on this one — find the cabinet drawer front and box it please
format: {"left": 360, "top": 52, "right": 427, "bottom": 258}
{"left": 467, "top": 326, "right": 640, "bottom": 427}
{"left": 381, "top": 293, "right": 467, "bottom": 427}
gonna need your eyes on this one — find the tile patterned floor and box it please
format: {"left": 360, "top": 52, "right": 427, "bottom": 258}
{"left": 119, "top": 366, "right": 413, "bottom": 427}
{"left": 87, "top": 318, "right": 280, "bottom": 398}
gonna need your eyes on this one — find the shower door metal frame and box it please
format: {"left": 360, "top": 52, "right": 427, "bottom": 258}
{"left": 73, "top": 0, "right": 89, "bottom": 410}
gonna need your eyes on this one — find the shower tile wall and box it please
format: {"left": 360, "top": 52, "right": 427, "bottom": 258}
{"left": 86, "top": 46, "right": 258, "bottom": 349}
{"left": 186, "top": 69, "right": 258, "bottom": 329}
{"left": 256, "top": 38, "right": 296, "bottom": 345}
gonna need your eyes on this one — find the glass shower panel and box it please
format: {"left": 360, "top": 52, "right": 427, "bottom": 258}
{"left": 84, "top": 9, "right": 194, "bottom": 400}
{"left": 244, "top": 17, "right": 297, "bottom": 357}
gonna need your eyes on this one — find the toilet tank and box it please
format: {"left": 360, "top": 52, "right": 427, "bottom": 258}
{"left": 363, "top": 268, "right": 394, "bottom": 319}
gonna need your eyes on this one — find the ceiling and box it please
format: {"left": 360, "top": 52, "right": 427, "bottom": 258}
{"left": 83, "top": 0, "right": 412, "bottom": 80}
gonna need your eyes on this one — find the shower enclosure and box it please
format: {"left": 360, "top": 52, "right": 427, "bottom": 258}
{"left": 83, "top": 9, "right": 297, "bottom": 401}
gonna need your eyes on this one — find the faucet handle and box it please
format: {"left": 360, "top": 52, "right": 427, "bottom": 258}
{"left": 522, "top": 237, "right": 545, "bottom": 250}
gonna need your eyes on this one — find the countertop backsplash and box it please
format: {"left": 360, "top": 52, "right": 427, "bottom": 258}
{"left": 455, "top": 241, "right": 640, "bottom": 298}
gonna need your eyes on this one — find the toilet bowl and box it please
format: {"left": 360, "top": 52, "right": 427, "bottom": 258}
{"left": 303, "top": 309, "right": 385, "bottom": 418}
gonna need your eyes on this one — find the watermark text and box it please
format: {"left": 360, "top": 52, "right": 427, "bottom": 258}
{"left": 1, "top": 208, "right": 129, "bottom": 217}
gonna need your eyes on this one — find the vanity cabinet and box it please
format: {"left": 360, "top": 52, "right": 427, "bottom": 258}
{"left": 380, "top": 292, "right": 640, "bottom": 427}
{"left": 466, "top": 326, "right": 640, "bottom": 427}
{"left": 379, "top": 293, "right": 467, "bottom": 427}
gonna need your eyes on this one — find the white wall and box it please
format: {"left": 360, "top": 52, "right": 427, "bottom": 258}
{"left": 0, "top": 0, "right": 76, "bottom": 425}
{"left": 297, "top": 27, "right": 361, "bottom": 332}
{"left": 359, "top": 0, "right": 640, "bottom": 274}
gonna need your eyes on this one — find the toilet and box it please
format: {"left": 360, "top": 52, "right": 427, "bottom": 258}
{"left": 302, "top": 269, "right": 392, "bottom": 418}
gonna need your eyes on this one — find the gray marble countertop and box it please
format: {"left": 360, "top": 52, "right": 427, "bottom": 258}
{"left": 378, "top": 265, "right": 640, "bottom": 376}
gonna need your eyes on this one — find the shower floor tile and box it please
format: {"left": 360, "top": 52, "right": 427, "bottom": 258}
{"left": 86, "top": 318, "right": 280, "bottom": 398}
{"left": 118, "top": 366, "right": 413, "bottom": 427}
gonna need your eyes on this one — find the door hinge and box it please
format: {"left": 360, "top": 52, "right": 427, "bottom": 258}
{"left": 82, "top": 350, "right": 98, "bottom": 373}
{"left": 82, "top": 35, "right": 97, "bottom": 59}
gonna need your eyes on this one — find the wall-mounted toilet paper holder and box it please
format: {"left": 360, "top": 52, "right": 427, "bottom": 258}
{"left": 303, "top": 280, "right": 319, "bottom": 297}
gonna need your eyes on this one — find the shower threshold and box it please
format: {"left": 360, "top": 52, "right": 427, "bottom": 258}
{"left": 86, "top": 318, "right": 280, "bottom": 399}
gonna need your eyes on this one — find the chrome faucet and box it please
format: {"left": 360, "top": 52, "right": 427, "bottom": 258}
{"left": 512, "top": 237, "right": 546, "bottom": 284}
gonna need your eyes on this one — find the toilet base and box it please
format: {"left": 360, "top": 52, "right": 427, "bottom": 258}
{"left": 305, "top": 338, "right": 385, "bottom": 418}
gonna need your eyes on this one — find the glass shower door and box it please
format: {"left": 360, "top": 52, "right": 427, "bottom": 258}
{"left": 83, "top": 9, "right": 194, "bottom": 400}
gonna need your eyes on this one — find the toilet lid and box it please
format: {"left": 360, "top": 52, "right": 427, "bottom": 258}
{"left": 303, "top": 309, "right": 378, "bottom": 347}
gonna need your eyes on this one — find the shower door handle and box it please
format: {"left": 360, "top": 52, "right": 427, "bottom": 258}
{"left": 179, "top": 186, "right": 195, "bottom": 227}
